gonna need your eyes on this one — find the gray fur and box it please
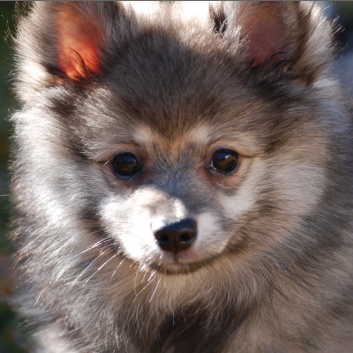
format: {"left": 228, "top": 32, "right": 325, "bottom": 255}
{"left": 10, "top": 2, "right": 353, "bottom": 353}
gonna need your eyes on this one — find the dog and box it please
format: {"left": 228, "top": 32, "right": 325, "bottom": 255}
{"left": 10, "top": 2, "right": 353, "bottom": 352}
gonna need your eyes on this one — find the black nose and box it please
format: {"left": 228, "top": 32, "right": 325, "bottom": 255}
{"left": 154, "top": 218, "right": 197, "bottom": 253}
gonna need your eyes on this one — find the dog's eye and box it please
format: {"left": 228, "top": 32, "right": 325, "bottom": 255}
{"left": 209, "top": 149, "right": 239, "bottom": 174}
{"left": 112, "top": 153, "right": 141, "bottom": 178}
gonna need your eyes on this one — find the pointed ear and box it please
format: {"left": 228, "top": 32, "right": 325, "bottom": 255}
{"left": 226, "top": 2, "right": 334, "bottom": 83}
{"left": 236, "top": 2, "right": 286, "bottom": 68}
{"left": 15, "top": 2, "right": 130, "bottom": 99}
{"left": 55, "top": 4, "right": 106, "bottom": 80}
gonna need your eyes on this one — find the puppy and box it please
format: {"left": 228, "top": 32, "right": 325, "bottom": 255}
{"left": 10, "top": 2, "right": 353, "bottom": 352}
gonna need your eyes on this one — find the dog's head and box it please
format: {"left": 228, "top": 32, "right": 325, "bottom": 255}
{"left": 14, "top": 2, "right": 344, "bottom": 277}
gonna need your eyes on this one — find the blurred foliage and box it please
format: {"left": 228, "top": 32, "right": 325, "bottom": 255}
{"left": 0, "top": 2, "right": 352, "bottom": 353}
{"left": 1, "top": 3, "right": 30, "bottom": 353}
{"left": 0, "top": 3, "right": 14, "bottom": 238}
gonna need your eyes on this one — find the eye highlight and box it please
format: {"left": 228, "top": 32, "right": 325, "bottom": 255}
{"left": 209, "top": 148, "right": 239, "bottom": 175}
{"left": 112, "top": 152, "right": 141, "bottom": 178}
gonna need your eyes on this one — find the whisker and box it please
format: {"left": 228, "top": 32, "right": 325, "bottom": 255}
{"left": 97, "top": 252, "right": 119, "bottom": 272}
{"left": 72, "top": 249, "right": 110, "bottom": 285}
{"left": 141, "top": 269, "right": 149, "bottom": 284}
{"left": 149, "top": 276, "right": 161, "bottom": 303}
{"left": 69, "top": 238, "right": 111, "bottom": 260}
{"left": 51, "top": 239, "right": 113, "bottom": 283}
{"left": 83, "top": 252, "right": 120, "bottom": 285}
{"left": 111, "top": 258, "right": 126, "bottom": 278}
{"left": 133, "top": 273, "right": 157, "bottom": 302}
{"left": 147, "top": 269, "right": 157, "bottom": 283}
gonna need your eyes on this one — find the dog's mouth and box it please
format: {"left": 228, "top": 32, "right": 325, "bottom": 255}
{"left": 105, "top": 236, "right": 221, "bottom": 275}
{"left": 148, "top": 253, "right": 219, "bottom": 275}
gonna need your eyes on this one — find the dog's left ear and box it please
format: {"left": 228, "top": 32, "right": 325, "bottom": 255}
{"left": 14, "top": 2, "right": 133, "bottom": 102}
{"left": 53, "top": 3, "right": 106, "bottom": 80}
{"left": 224, "top": 2, "right": 335, "bottom": 84}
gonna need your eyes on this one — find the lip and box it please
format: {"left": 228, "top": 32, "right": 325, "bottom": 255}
{"left": 149, "top": 253, "right": 219, "bottom": 275}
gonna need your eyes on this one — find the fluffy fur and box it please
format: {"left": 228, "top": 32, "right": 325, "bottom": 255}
{"left": 10, "top": 2, "right": 353, "bottom": 353}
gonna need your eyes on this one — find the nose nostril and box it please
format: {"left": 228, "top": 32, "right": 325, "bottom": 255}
{"left": 180, "top": 232, "right": 193, "bottom": 244}
{"left": 154, "top": 218, "right": 197, "bottom": 253}
{"left": 158, "top": 234, "right": 169, "bottom": 246}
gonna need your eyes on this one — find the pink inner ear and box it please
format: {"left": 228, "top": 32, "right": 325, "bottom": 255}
{"left": 56, "top": 9, "right": 102, "bottom": 80}
{"left": 238, "top": 3, "right": 285, "bottom": 67}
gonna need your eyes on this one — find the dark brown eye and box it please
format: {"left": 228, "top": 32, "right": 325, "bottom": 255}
{"left": 209, "top": 149, "right": 239, "bottom": 174}
{"left": 112, "top": 153, "right": 141, "bottom": 178}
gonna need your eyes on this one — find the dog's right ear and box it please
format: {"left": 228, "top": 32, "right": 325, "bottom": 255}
{"left": 224, "top": 2, "right": 334, "bottom": 84}
{"left": 14, "top": 2, "right": 132, "bottom": 102}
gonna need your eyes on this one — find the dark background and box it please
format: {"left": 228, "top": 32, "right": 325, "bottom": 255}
{"left": 0, "top": 2, "right": 352, "bottom": 352}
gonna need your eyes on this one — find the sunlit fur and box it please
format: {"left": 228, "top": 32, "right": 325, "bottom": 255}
{"left": 10, "top": 2, "right": 353, "bottom": 353}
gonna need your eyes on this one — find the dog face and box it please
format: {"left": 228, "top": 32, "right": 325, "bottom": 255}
{"left": 93, "top": 99, "right": 327, "bottom": 275}
{"left": 13, "top": 2, "right": 337, "bottom": 277}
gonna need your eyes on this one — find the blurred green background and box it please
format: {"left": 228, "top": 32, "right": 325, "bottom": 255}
{"left": 0, "top": 2, "right": 29, "bottom": 353}
{"left": 0, "top": 2, "right": 352, "bottom": 353}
